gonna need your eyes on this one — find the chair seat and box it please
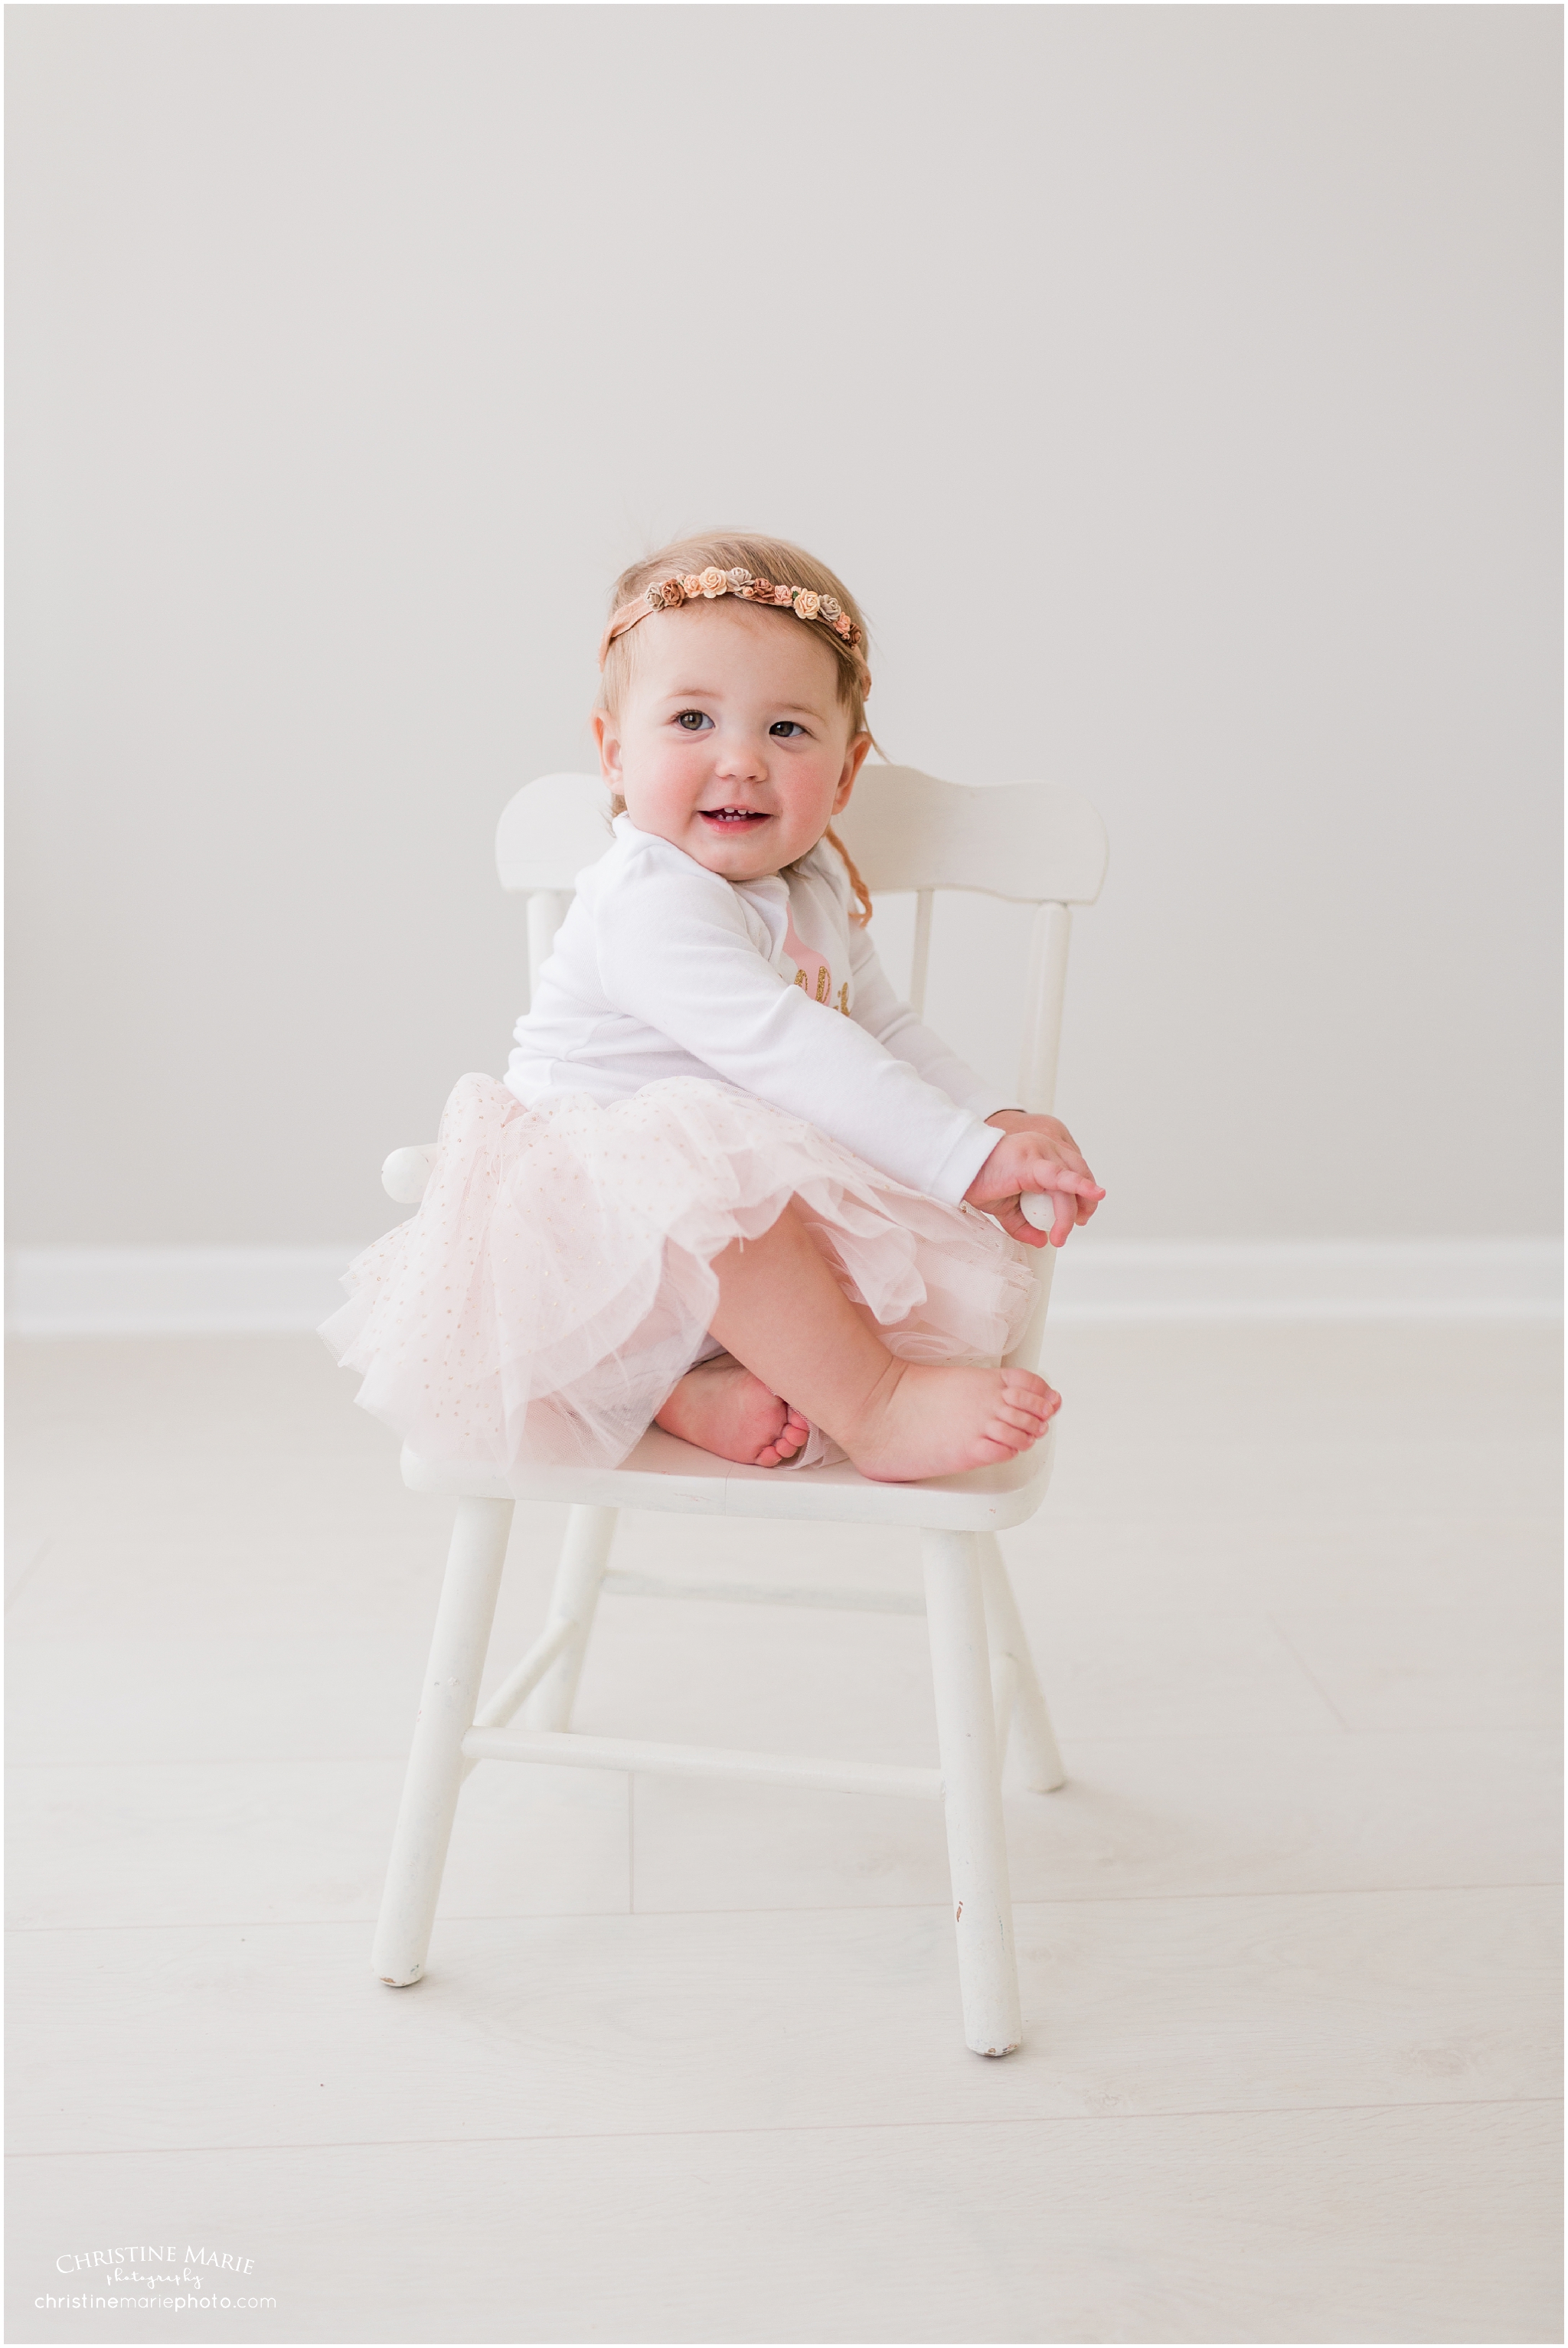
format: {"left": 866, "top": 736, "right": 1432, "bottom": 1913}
{"left": 401, "top": 1419, "right": 1056, "bottom": 1531}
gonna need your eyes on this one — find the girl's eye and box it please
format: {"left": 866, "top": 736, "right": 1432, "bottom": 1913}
{"left": 673, "top": 711, "right": 805, "bottom": 738}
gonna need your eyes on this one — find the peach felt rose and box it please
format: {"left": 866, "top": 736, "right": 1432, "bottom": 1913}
{"left": 772, "top": 583, "right": 793, "bottom": 605}
{"left": 682, "top": 573, "right": 704, "bottom": 598}
{"left": 794, "top": 589, "right": 822, "bottom": 621}
{"left": 833, "top": 612, "right": 853, "bottom": 638}
{"left": 699, "top": 566, "right": 727, "bottom": 598}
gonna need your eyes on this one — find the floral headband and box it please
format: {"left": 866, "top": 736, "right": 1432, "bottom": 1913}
{"left": 598, "top": 565, "right": 871, "bottom": 691}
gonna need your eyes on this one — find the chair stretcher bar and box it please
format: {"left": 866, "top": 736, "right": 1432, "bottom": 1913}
{"left": 460, "top": 1725, "right": 945, "bottom": 1801}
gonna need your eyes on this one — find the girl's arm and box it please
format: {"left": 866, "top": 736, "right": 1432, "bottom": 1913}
{"left": 845, "top": 924, "right": 1013, "bottom": 1120}
{"left": 593, "top": 837, "right": 1000, "bottom": 1203}
{"left": 837, "top": 871, "right": 1104, "bottom": 1248}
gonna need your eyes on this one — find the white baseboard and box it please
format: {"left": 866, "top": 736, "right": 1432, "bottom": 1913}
{"left": 1047, "top": 1238, "right": 1563, "bottom": 1323}
{"left": 5, "top": 1238, "right": 1561, "bottom": 1337}
{"left": 5, "top": 1246, "right": 368, "bottom": 1337}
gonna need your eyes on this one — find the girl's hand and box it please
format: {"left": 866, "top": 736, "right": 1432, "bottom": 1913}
{"left": 965, "top": 1112, "right": 1105, "bottom": 1249}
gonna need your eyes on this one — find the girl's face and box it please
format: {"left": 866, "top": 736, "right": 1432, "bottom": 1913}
{"left": 593, "top": 596, "right": 871, "bottom": 883}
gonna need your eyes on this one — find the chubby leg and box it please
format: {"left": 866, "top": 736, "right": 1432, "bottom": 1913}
{"left": 702, "top": 1200, "right": 1059, "bottom": 1484}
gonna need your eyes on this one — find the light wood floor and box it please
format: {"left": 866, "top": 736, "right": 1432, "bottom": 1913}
{"left": 6, "top": 1324, "right": 1562, "bottom": 2344}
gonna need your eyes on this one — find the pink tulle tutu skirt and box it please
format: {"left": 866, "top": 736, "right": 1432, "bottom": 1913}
{"left": 320, "top": 1072, "right": 1034, "bottom": 1474}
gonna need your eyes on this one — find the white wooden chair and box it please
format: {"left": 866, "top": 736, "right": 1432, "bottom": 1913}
{"left": 373, "top": 767, "right": 1108, "bottom": 2056}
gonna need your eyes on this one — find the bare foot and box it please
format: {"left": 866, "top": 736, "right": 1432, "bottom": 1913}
{"left": 840, "top": 1361, "right": 1060, "bottom": 1484}
{"left": 655, "top": 1354, "right": 812, "bottom": 1468}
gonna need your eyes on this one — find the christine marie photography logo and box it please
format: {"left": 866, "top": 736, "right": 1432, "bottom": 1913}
{"left": 35, "top": 2244, "right": 276, "bottom": 2316}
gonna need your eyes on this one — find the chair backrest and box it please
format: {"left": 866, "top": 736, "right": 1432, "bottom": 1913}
{"left": 833, "top": 767, "right": 1109, "bottom": 905}
{"left": 495, "top": 766, "right": 1109, "bottom": 901}
{"left": 495, "top": 765, "right": 1108, "bottom": 1122}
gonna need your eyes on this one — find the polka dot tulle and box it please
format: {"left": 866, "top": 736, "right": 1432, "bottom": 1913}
{"left": 320, "top": 1073, "right": 1035, "bottom": 1476}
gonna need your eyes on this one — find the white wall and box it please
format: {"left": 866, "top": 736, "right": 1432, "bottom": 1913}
{"left": 8, "top": 5, "right": 1560, "bottom": 1250}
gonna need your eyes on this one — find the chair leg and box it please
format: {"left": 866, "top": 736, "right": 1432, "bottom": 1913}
{"left": 921, "top": 1527, "right": 1023, "bottom": 2057}
{"left": 372, "top": 1494, "right": 513, "bottom": 1987}
{"left": 522, "top": 1504, "right": 617, "bottom": 1732}
{"left": 979, "top": 1533, "right": 1067, "bottom": 1792}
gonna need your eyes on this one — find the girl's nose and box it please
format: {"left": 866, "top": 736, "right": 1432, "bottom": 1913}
{"left": 713, "top": 735, "right": 768, "bottom": 783}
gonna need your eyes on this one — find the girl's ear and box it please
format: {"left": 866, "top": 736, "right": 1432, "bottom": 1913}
{"left": 833, "top": 732, "right": 873, "bottom": 813}
{"left": 592, "top": 710, "right": 622, "bottom": 789}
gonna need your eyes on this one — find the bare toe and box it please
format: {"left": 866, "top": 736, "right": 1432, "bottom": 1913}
{"left": 842, "top": 1361, "right": 1065, "bottom": 1483}
{"left": 656, "top": 1360, "right": 811, "bottom": 1468}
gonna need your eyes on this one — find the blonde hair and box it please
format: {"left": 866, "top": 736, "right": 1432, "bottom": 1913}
{"left": 596, "top": 527, "right": 877, "bottom": 923}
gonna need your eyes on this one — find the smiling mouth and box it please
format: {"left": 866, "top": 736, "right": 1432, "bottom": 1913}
{"left": 700, "top": 807, "right": 772, "bottom": 827}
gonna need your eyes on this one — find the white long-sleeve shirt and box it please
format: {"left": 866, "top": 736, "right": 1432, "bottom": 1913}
{"left": 504, "top": 817, "right": 1010, "bottom": 1203}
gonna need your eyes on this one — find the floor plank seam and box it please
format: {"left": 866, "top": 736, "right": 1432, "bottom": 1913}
{"left": 11, "top": 2095, "right": 1564, "bottom": 2163}
{"left": 1262, "top": 1612, "right": 1355, "bottom": 1729}
{"left": 8, "top": 1877, "right": 1566, "bottom": 1934}
{"left": 8, "top": 1726, "right": 1561, "bottom": 1769}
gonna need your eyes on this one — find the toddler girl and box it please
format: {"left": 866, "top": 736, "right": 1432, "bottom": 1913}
{"left": 322, "top": 532, "right": 1103, "bottom": 1484}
